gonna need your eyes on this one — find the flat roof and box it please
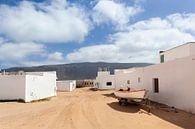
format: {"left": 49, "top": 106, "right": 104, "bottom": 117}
{"left": 161, "top": 42, "right": 195, "bottom": 53}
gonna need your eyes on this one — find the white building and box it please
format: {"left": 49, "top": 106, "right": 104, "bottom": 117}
{"left": 159, "top": 42, "right": 195, "bottom": 63}
{"left": 95, "top": 42, "right": 195, "bottom": 113}
{"left": 94, "top": 70, "right": 115, "bottom": 89}
{"left": 0, "top": 71, "right": 57, "bottom": 102}
{"left": 57, "top": 80, "right": 76, "bottom": 92}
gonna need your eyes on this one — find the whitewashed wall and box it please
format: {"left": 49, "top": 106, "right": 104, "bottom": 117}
{"left": 190, "top": 43, "right": 195, "bottom": 55}
{"left": 0, "top": 75, "right": 26, "bottom": 101}
{"left": 95, "top": 71, "right": 115, "bottom": 89}
{"left": 57, "top": 80, "right": 76, "bottom": 92}
{"left": 113, "top": 56, "right": 195, "bottom": 113}
{"left": 0, "top": 72, "right": 57, "bottom": 102}
{"left": 160, "top": 43, "right": 192, "bottom": 63}
{"left": 143, "top": 56, "right": 195, "bottom": 113}
{"left": 25, "top": 72, "right": 57, "bottom": 102}
{"left": 114, "top": 68, "right": 144, "bottom": 89}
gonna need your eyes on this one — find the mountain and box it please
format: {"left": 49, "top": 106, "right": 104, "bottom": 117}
{"left": 4, "top": 62, "right": 152, "bottom": 80}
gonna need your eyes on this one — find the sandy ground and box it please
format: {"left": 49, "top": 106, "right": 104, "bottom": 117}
{"left": 0, "top": 87, "right": 195, "bottom": 129}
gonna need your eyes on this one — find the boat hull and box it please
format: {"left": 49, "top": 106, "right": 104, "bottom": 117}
{"left": 114, "top": 90, "right": 146, "bottom": 101}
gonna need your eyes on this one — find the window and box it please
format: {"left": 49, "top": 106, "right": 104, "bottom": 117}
{"left": 106, "top": 82, "right": 112, "bottom": 86}
{"left": 153, "top": 78, "right": 159, "bottom": 93}
{"left": 127, "top": 80, "right": 130, "bottom": 84}
{"left": 160, "top": 54, "right": 164, "bottom": 63}
{"left": 138, "top": 77, "right": 141, "bottom": 83}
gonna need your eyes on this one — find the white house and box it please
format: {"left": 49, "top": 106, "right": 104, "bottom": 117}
{"left": 57, "top": 80, "right": 76, "bottom": 92}
{"left": 94, "top": 70, "right": 115, "bottom": 89}
{"left": 95, "top": 42, "right": 195, "bottom": 113}
{"left": 0, "top": 71, "right": 57, "bottom": 102}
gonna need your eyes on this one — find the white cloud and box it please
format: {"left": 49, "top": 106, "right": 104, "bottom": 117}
{"left": 0, "top": 37, "right": 4, "bottom": 44}
{"left": 0, "top": 42, "right": 45, "bottom": 61}
{"left": 167, "top": 13, "right": 195, "bottom": 34}
{"left": 92, "top": 0, "right": 142, "bottom": 28}
{"left": 47, "top": 52, "right": 64, "bottom": 61}
{"left": 66, "top": 13, "right": 195, "bottom": 63}
{"left": 0, "top": 0, "right": 90, "bottom": 43}
{"left": 67, "top": 44, "right": 121, "bottom": 62}
{"left": 0, "top": 41, "right": 66, "bottom": 67}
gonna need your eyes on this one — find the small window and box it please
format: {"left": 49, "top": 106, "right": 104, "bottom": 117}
{"left": 106, "top": 82, "right": 112, "bottom": 86}
{"left": 153, "top": 78, "right": 159, "bottom": 93}
{"left": 160, "top": 55, "right": 164, "bottom": 63}
{"left": 138, "top": 77, "right": 141, "bottom": 83}
{"left": 127, "top": 80, "right": 130, "bottom": 84}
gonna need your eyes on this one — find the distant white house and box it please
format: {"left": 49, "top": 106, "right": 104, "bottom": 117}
{"left": 57, "top": 80, "right": 76, "bottom": 92}
{"left": 0, "top": 71, "right": 57, "bottom": 102}
{"left": 94, "top": 42, "right": 195, "bottom": 113}
{"left": 94, "top": 70, "right": 115, "bottom": 90}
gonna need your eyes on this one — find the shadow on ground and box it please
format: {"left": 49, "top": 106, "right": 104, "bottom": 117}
{"left": 108, "top": 101, "right": 195, "bottom": 129}
{"left": 88, "top": 87, "right": 98, "bottom": 91}
{"left": 0, "top": 99, "right": 25, "bottom": 103}
{"left": 102, "top": 93, "right": 116, "bottom": 98}
{"left": 150, "top": 108, "right": 195, "bottom": 129}
{"left": 107, "top": 102, "right": 140, "bottom": 113}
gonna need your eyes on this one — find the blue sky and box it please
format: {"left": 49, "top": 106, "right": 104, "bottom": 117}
{"left": 0, "top": 0, "right": 195, "bottom": 68}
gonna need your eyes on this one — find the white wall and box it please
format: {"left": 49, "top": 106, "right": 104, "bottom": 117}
{"left": 143, "top": 56, "right": 195, "bottom": 113}
{"left": 113, "top": 56, "right": 195, "bottom": 113}
{"left": 190, "top": 43, "right": 195, "bottom": 56}
{"left": 25, "top": 72, "right": 57, "bottom": 102}
{"left": 95, "top": 71, "right": 115, "bottom": 89}
{"left": 57, "top": 80, "right": 76, "bottom": 92}
{"left": 0, "top": 75, "right": 26, "bottom": 101}
{"left": 114, "top": 68, "right": 144, "bottom": 89}
{"left": 161, "top": 43, "right": 190, "bottom": 63}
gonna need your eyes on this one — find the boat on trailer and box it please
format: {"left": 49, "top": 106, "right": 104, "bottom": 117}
{"left": 114, "top": 89, "right": 147, "bottom": 104}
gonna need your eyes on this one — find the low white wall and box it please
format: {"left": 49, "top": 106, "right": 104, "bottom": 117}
{"left": 0, "top": 75, "right": 26, "bottom": 101}
{"left": 25, "top": 72, "right": 57, "bottom": 102}
{"left": 57, "top": 80, "right": 76, "bottom": 92}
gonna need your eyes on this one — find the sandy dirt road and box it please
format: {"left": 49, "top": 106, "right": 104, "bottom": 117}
{"left": 0, "top": 87, "right": 195, "bottom": 129}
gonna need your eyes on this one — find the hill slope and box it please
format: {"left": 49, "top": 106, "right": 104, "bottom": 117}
{"left": 5, "top": 62, "right": 152, "bottom": 80}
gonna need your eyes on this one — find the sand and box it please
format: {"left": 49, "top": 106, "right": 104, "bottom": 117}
{"left": 0, "top": 87, "right": 195, "bottom": 129}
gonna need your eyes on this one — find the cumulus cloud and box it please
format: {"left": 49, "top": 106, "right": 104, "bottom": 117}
{"left": 167, "top": 13, "right": 195, "bottom": 34}
{"left": 0, "top": 41, "right": 66, "bottom": 67}
{"left": 0, "top": 0, "right": 90, "bottom": 43}
{"left": 66, "top": 13, "right": 195, "bottom": 63}
{"left": 92, "top": 0, "right": 142, "bottom": 28}
{"left": 67, "top": 44, "right": 120, "bottom": 62}
{"left": 47, "top": 52, "right": 64, "bottom": 61}
{"left": 0, "top": 42, "right": 45, "bottom": 62}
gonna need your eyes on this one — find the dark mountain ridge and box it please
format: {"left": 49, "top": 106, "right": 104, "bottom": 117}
{"left": 4, "top": 62, "right": 152, "bottom": 80}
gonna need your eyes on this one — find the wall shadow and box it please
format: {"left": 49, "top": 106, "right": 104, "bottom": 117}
{"left": 150, "top": 107, "right": 195, "bottom": 129}
{"left": 108, "top": 100, "right": 195, "bottom": 129}
{"left": 0, "top": 99, "right": 25, "bottom": 103}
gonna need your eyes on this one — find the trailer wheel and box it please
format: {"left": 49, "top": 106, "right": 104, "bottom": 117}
{"left": 124, "top": 99, "right": 128, "bottom": 106}
{"left": 119, "top": 100, "right": 122, "bottom": 105}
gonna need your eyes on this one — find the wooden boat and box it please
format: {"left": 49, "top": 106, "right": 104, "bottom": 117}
{"left": 114, "top": 89, "right": 147, "bottom": 103}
